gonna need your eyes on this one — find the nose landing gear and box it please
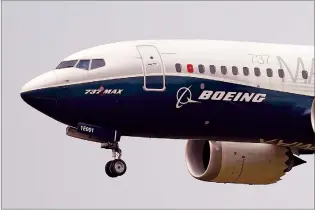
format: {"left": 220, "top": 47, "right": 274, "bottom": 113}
{"left": 101, "top": 140, "right": 127, "bottom": 178}
{"left": 66, "top": 125, "right": 128, "bottom": 178}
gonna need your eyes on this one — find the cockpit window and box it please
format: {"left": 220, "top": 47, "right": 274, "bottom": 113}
{"left": 56, "top": 60, "right": 78, "bottom": 69}
{"left": 91, "top": 59, "right": 105, "bottom": 70}
{"left": 76, "top": 59, "right": 90, "bottom": 70}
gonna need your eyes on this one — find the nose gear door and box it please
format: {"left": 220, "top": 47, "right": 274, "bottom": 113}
{"left": 136, "top": 45, "right": 166, "bottom": 92}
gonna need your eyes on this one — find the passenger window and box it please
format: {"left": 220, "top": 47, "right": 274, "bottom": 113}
{"left": 76, "top": 60, "right": 90, "bottom": 70}
{"left": 254, "top": 67, "right": 261, "bottom": 77}
{"left": 221, "top": 66, "right": 227, "bottom": 75}
{"left": 175, "top": 63, "right": 182, "bottom": 72}
{"left": 91, "top": 59, "right": 105, "bottom": 70}
{"left": 56, "top": 60, "right": 78, "bottom": 69}
{"left": 187, "top": 64, "right": 194, "bottom": 73}
{"left": 232, "top": 66, "right": 238, "bottom": 75}
{"left": 302, "top": 70, "right": 308, "bottom": 79}
{"left": 198, "top": 64, "right": 205, "bottom": 73}
{"left": 278, "top": 69, "right": 285, "bottom": 78}
{"left": 266, "top": 68, "right": 273, "bottom": 77}
{"left": 210, "top": 65, "right": 216, "bottom": 74}
{"left": 243, "top": 67, "right": 249, "bottom": 76}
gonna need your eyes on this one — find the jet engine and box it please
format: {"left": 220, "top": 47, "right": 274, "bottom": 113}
{"left": 185, "top": 140, "right": 306, "bottom": 185}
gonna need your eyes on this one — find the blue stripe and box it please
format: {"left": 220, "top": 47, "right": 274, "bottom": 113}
{"left": 22, "top": 75, "right": 315, "bottom": 146}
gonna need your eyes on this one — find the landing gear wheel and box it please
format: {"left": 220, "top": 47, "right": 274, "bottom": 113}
{"left": 105, "top": 161, "right": 118, "bottom": 178}
{"left": 101, "top": 132, "right": 127, "bottom": 178}
{"left": 110, "top": 159, "right": 127, "bottom": 176}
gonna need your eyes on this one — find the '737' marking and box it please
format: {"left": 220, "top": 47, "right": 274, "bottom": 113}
{"left": 85, "top": 89, "right": 124, "bottom": 95}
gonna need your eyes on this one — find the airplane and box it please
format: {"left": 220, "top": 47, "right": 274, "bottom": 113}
{"left": 20, "top": 39, "right": 315, "bottom": 185}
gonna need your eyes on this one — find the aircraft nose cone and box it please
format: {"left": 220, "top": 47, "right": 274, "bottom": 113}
{"left": 20, "top": 90, "right": 31, "bottom": 104}
{"left": 21, "top": 70, "right": 58, "bottom": 104}
{"left": 20, "top": 70, "right": 57, "bottom": 93}
{"left": 20, "top": 71, "right": 59, "bottom": 117}
{"left": 20, "top": 88, "right": 59, "bottom": 118}
{"left": 20, "top": 90, "right": 38, "bottom": 109}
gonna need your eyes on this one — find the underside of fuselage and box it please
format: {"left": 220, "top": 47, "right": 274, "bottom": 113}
{"left": 21, "top": 75, "right": 315, "bottom": 153}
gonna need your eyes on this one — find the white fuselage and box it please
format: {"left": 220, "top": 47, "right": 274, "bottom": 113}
{"left": 20, "top": 39, "right": 315, "bottom": 152}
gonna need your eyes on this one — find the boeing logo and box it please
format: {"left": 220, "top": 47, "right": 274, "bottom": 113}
{"left": 176, "top": 86, "right": 266, "bottom": 108}
{"left": 176, "top": 86, "right": 200, "bottom": 108}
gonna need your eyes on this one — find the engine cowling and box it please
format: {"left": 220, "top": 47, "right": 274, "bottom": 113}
{"left": 185, "top": 140, "right": 305, "bottom": 185}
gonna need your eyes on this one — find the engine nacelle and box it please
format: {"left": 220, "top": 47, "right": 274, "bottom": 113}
{"left": 185, "top": 140, "right": 305, "bottom": 185}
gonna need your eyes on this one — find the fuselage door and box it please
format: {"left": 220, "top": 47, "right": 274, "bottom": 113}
{"left": 136, "top": 45, "right": 166, "bottom": 92}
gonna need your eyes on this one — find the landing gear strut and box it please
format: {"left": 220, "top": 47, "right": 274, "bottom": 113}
{"left": 101, "top": 134, "right": 127, "bottom": 178}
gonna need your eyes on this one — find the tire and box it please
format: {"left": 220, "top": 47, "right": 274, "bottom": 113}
{"left": 109, "top": 159, "right": 127, "bottom": 176}
{"left": 105, "top": 161, "right": 118, "bottom": 178}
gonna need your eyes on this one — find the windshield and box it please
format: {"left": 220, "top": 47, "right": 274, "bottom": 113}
{"left": 91, "top": 59, "right": 106, "bottom": 69}
{"left": 56, "top": 60, "right": 78, "bottom": 69}
{"left": 56, "top": 58, "right": 105, "bottom": 70}
{"left": 76, "top": 60, "right": 90, "bottom": 70}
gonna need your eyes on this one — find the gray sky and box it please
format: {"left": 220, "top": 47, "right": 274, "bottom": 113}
{"left": 2, "top": 1, "right": 314, "bottom": 209}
